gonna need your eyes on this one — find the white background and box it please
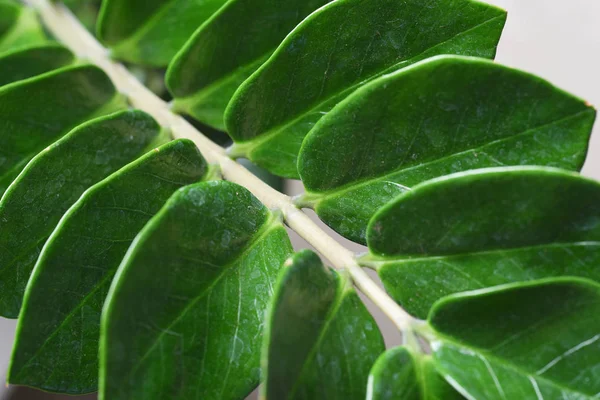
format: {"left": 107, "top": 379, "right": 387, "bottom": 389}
{"left": 0, "top": 0, "right": 599, "bottom": 398}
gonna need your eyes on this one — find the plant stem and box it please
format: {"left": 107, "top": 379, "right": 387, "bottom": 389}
{"left": 24, "top": 0, "right": 419, "bottom": 333}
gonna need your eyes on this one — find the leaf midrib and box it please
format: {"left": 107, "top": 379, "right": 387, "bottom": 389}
{"left": 0, "top": 111, "right": 158, "bottom": 280}
{"left": 12, "top": 270, "right": 116, "bottom": 381}
{"left": 373, "top": 241, "right": 600, "bottom": 266}
{"left": 173, "top": 55, "right": 268, "bottom": 106}
{"left": 286, "top": 282, "right": 348, "bottom": 398}
{"left": 0, "top": 90, "right": 125, "bottom": 195}
{"left": 107, "top": 0, "right": 177, "bottom": 50}
{"left": 307, "top": 108, "right": 593, "bottom": 201}
{"left": 434, "top": 331, "right": 598, "bottom": 399}
{"left": 125, "top": 218, "right": 282, "bottom": 380}
{"left": 0, "top": 235, "right": 49, "bottom": 282}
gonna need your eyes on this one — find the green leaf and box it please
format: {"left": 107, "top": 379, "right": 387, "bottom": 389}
{"left": 9, "top": 139, "right": 208, "bottom": 394}
{"left": 97, "top": 0, "right": 229, "bottom": 66}
{"left": 367, "top": 167, "right": 600, "bottom": 318}
{"left": 0, "top": 44, "right": 74, "bottom": 87}
{"left": 297, "top": 55, "right": 596, "bottom": 244}
{"left": 0, "top": 110, "right": 168, "bottom": 318}
{"left": 367, "top": 346, "right": 463, "bottom": 400}
{"left": 429, "top": 278, "right": 600, "bottom": 399}
{"left": 225, "top": 0, "right": 507, "bottom": 178}
{"left": 100, "top": 180, "right": 293, "bottom": 400}
{"left": 0, "top": 64, "right": 127, "bottom": 196}
{"left": 167, "top": 0, "right": 332, "bottom": 130}
{"left": 0, "top": 0, "right": 46, "bottom": 53}
{"left": 262, "top": 250, "right": 384, "bottom": 400}
{"left": 64, "top": 0, "right": 101, "bottom": 33}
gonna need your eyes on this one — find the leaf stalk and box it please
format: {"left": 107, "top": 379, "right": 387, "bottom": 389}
{"left": 25, "top": 0, "right": 418, "bottom": 333}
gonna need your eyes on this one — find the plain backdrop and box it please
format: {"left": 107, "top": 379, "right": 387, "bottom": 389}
{"left": 1, "top": 0, "right": 599, "bottom": 398}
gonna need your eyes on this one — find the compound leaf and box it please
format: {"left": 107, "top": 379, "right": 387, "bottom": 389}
{"left": 263, "top": 250, "right": 384, "bottom": 400}
{"left": 298, "top": 56, "right": 596, "bottom": 244}
{"left": 9, "top": 139, "right": 208, "bottom": 393}
{"left": 0, "top": 64, "right": 127, "bottom": 197}
{"left": 0, "top": 44, "right": 74, "bottom": 87}
{"left": 367, "top": 167, "right": 600, "bottom": 319}
{"left": 430, "top": 278, "right": 600, "bottom": 399}
{"left": 0, "top": 110, "right": 168, "bottom": 318}
{"left": 367, "top": 346, "right": 463, "bottom": 400}
{"left": 225, "top": 0, "right": 507, "bottom": 178}
{"left": 3, "top": 1, "right": 598, "bottom": 399}
{"left": 100, "top": 180, "right": 293, "bottom": 400}
{"left": 97, "top": 0, "right": 229, "bottom": 66}
{"left": 167, "top": 0, "right": 332, "bottom": 130}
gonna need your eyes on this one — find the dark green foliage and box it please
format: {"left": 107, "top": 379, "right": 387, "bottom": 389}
{"left": 10, "top": 139, "right": 208, "bottom": 393}
{"left": 1, "top": 1, "right": 599, "bottom": 399}
{"left": 0, "top": 44, "right": 74, "bottom": 86}
{"left": 368, "top": 347, "right": 463, "bottom": 400}
{"left": 369, "top": 167, "right": 600, "bottom": 318}
{"left": 262, "top": 250, "right": 384, "bottom": 399}
{"left": 0, "top": 64, "right": 126, "bottom": 198}
{"left": 98, "top": 0, "right": 229, "bottom": 66}
{"left": 298, "top": 56, "right": 595, "bottom": 243}
{"left": 100, "top": 181, "right": 293, "bottom": 399}
{"left": 225, "top": 0, "right": 506, "bottom": 178}
{"left": 167, "top": 0, "right": 333, "bottom": 130}
{"left": 0, "top": 111, "right": 167, "bottom": 318}
{"left": 429, "top": 278, "right": 600, "bottom": 399}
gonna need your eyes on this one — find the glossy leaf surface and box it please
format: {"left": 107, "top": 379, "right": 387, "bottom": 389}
{"left": 167, "top": 0, "right": 332, "bottom": 130}
{"left": 368, "top": 167, "right": 600, "bottom": 318}
{"left": 97, "top": 0, "right": 228, "bottom": 66}
{"left": 430, "top": 278, "right": 600, "bottom": 399}
{"left": 0, "top": 64, "right": 126, "bottom": 197}
{"left": 10, "top": 139, "right": 208, "bottom": 393}
{"left": 0, "top": 0, "right": 46, "bottom": 52}
{"left": 263, "top": 250, "right": 384, "bottom": 400}
{"left": 100, "top": 181, "right": 293, "bottom": 400}
{"left": 225, "top": 0, "right": 507, "bottom": 178}
{"left": 0, "top": 44, "right": 74, "bottom": 87}
{"left": 0, "top": 110, "right": 168, "bottom": 318}
{"left": 367, "top": 347, "right": 462, "bottom": 400}
{"left": 298, "top": 56, "right": 596, "bottom": 243}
